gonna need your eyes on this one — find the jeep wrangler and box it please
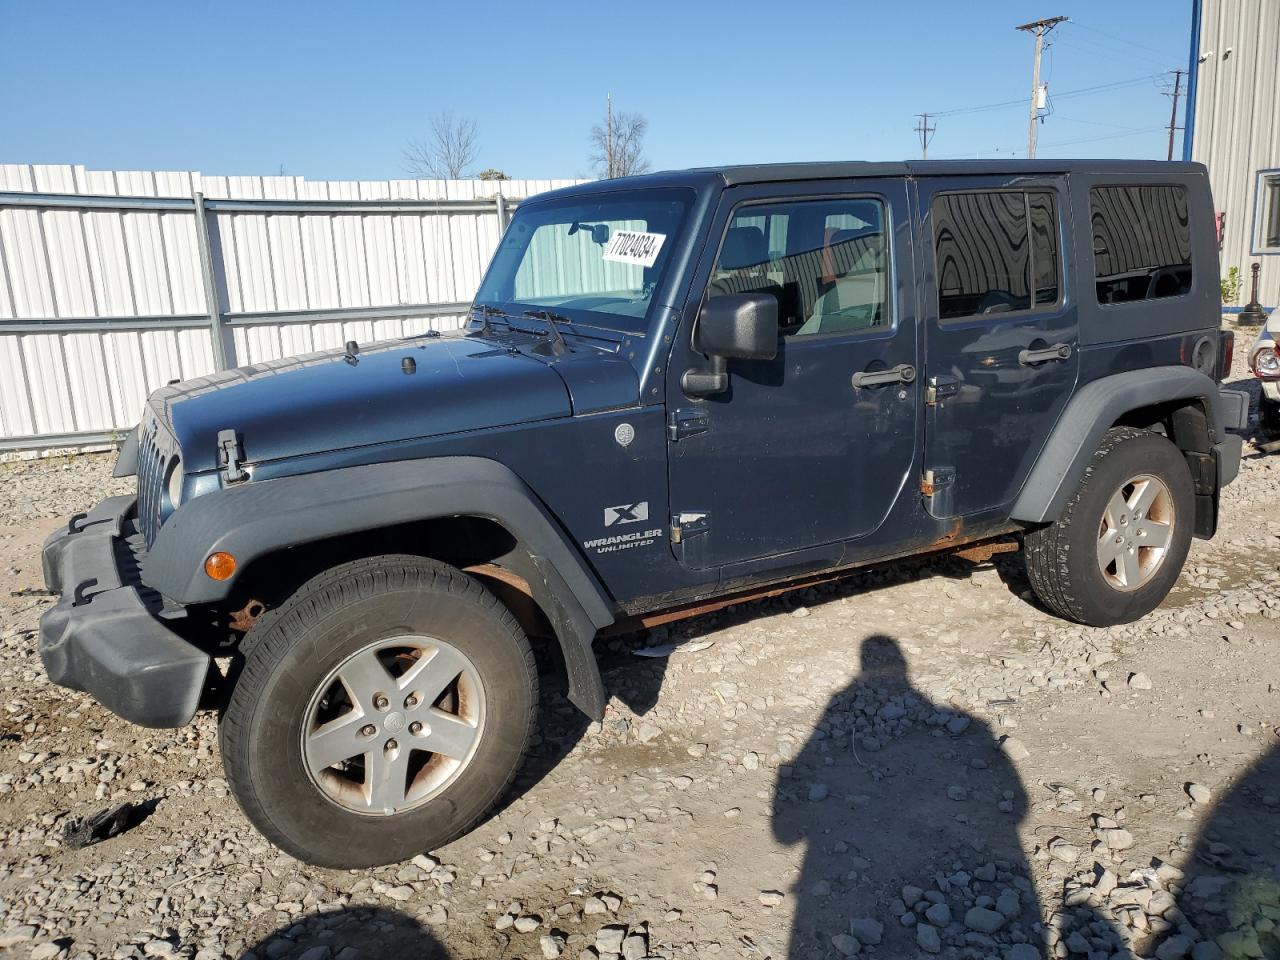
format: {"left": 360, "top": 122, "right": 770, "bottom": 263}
{"left": 40, "top": 160, "right": 1249, "bottom": 868}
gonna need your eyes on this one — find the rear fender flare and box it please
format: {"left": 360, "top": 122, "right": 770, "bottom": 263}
{"left": 1011, "top": 366, "right": 1227, "bottom": 525}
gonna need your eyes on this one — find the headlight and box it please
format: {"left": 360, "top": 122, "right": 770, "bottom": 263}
{"left": 1253, "top": 346, "right": 1280, "bottom": 380}
{"left": 166, "top": 459, "right": 185, "bottom": 509}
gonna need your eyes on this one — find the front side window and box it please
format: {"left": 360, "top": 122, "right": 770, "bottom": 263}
{"left": 1258, "top": 172, "right": 1280, "bottom": 252}
{"left": 474, "top": 188, "right": 693, "bottom": 334}
{"left": 709, "top": 197, "right": 889, "bottom": 337}
{"left": 932, "top": 190, "right": 1061, "bottom": 321}
{"left": 1090, "top": 185, "right": 1192, "bottom": 303}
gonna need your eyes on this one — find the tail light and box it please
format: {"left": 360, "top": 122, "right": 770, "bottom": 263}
{"left": 1252, "top": 344, "right": 1280, "bottom": 380}
{"left": 1218, "top": 329, "right": 1235, "bottom": 381}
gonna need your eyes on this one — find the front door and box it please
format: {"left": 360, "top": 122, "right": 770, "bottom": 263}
{"left": 916, "top": 176, "right": 1080, "bottom": 519}
{"left": 666, "top": 180, "right": 919, "bottom": 570}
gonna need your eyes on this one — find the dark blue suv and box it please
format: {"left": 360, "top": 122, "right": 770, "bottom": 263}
{"left": 39, "top": 160, "right": 1248, "bottom": 867}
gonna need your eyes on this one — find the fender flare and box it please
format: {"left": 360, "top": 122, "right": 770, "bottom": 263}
{"left": 1010, "top": 366, "right": 1227, "bottom": 525}
{"left": 143, "top": 456, "right": 615, "bottom": 717}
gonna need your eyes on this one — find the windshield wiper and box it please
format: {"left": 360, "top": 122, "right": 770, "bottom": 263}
{"left": 471, "top": 303, "right": 515, "bottom": 336}
{"left": 523, "top": 310, "right": 570, "bottom": 356}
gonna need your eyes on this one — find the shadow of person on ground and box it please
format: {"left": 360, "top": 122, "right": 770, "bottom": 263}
{"left": 1152, "top": 743, "right": 1280, "bottom": 959}
{"left": 241, "top": 906, "right": 451, "bottom": 960}
{"left": 773, "top": 634, "right": 1047, "bottom": 958}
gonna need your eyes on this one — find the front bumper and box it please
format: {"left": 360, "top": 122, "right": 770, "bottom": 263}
{"left": 39, "top": 495, "right": 210, "bottom": 728}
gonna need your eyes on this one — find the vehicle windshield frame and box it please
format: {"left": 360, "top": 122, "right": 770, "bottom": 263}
{"left": 474, "top": 186, "right": 697, "bottom": 337}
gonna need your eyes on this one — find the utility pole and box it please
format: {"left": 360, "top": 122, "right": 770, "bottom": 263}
{"left": 1016, "top": 16, "right": 1067, "bottom": 159}
{"left": 606, "top": 93, "right": 614, "bottom": 178}
{"left": 914, "top": 113, "right": 936, "bottom": 159}
{"left": 1165, "top": 68, "right": 1184, "bottom": 160}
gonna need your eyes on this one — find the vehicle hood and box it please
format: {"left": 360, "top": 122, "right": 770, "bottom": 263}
{"left": 151, "top": 332, "right": 587, "bottom": 472}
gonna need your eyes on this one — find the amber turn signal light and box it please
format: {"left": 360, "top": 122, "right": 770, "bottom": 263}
{"left": 204, "top": 551, "right": 237, "bottom": 581}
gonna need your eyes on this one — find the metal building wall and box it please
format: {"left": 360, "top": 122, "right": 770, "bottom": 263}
{"left": 1191, "top": 0, "right": 1280, "bottom": 307}
{"left": 0, "top": 164, "right": 583, "bottom": 450}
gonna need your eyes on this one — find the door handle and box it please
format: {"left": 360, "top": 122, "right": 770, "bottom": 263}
{"left": 852, "top": 363, "right": 916, "bottom": 389}
{"left": 1018, "top": 343, "right": 1072, "bottom": 366}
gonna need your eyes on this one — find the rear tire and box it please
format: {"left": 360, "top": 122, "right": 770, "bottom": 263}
{"left": 1024, "top": 427, "right": 1194, "bottom": 627}
{"left": 1260, "top": 396, "right": 1280, "bottom": 438}
{"left": 220, "top": 555, "right": 537, "bottom": 868}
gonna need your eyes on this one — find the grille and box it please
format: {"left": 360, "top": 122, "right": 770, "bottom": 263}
{"left": 135, "top": 417, "right": 175, "bottom": 548}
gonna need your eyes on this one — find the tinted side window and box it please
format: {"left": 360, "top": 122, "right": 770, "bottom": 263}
{"left": 933, "top": 191, "right": 1060, "bottom": 320}
{"left": 711, "top": 198, "right": 889, "bottom": 337}
{"left": 1090, "top": 185, "right": 1192, "bottom": 303}
{"left": 1030, "top": 192, "right": 1060, "bottom": 306}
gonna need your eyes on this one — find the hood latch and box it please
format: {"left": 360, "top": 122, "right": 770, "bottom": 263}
{"left": 217, "top": 429, "right": 247, "bottom": 483}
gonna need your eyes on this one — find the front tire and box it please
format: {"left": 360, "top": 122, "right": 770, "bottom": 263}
{"left": 220, "top": 555, "right": 537, "bottom": 868}
{"left": 1024, "top": 427, "right": 1195, "bottom": 627}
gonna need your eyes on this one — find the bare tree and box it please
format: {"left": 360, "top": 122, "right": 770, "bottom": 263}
{"left": 404, "top": 111, "right": 479, "bottom": 179}
{"left": 589, "top": 96, "right": 650, "bottom": 179}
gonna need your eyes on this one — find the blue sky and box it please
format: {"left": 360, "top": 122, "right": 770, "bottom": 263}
{"left": 0, "top": 0, "right": 1194, "bottom": 181}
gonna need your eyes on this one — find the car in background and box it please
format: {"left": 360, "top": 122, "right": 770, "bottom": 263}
{"left": 1250, "top": 307, "right": 1280, "bottom": 436}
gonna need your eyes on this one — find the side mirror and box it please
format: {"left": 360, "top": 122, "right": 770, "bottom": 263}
{"left": 697, "top": 293, "right": 779, "bottom": 360}
{"left": 683, "top": 293, "right": 779, "bottom": 396}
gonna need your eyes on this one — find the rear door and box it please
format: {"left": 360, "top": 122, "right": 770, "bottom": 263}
{"left": 665, "top": 179, "right": 919, "bottom": 570}
{"left": 916, "top": 175, "right": 1080, "bottom": 519}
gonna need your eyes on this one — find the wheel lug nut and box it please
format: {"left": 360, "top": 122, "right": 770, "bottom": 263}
{"left": 386, "top": 738, "right": 398, "bottom": 751}
{"left": 405, "top": 694, "right": 419, "bottom": 708}
{"left": 373, "top": 694, "right": 389, "bottom": 710}
{"left": 360, "top": 724, "right": 376, "bottom": 737}
{"left": 409, "top": 721, "right": 423, "bottom": 734}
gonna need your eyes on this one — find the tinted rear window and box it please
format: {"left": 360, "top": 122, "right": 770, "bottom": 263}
{"left": 933, "top": 190, "right": 1061, "bottom": 321}
{"left": 1090, "top": 185, "right": 1192, "bottom": 304}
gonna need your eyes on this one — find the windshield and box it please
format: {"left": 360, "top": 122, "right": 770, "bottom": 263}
{"left": 474, "top": 187, "right": 694, "bottom": 335}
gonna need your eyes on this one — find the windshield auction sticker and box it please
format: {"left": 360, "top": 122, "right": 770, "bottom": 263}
{"left": 602, "top": 230, "right": 666, "bottom": 268}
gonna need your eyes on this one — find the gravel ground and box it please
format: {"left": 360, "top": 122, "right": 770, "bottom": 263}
{"left": 0, "top": 455, "right": 130, "bottom": 524}
{"left": 1, "top": 331, "right": 1277, "bottom": 960}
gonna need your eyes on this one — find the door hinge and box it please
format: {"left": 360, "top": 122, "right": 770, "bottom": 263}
{"left": 667, "top": 408, "right": 710, "bottom": 442}
{"left": 670, "top": 511, "right": 710, "bottom": 544}
{"left": 925, "top": 375, "right": 960, "bottom": 406}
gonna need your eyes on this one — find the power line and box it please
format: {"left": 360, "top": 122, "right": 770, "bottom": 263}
{"left": 1051, "top": 75, "right": 1166, "bottom": 101}
{"left": 1041, "top": 125, "right": 1167, "bottom": 148}
{"left": 929, "top": 73, "right": 1165, "bottom": 118}
{"left": 937, "top": 125, "right": 1168, "bottom": 158}
{"left": 1053, "top": 115, "right": 1160, "bottom": 131}
{"left": 1060, "top": 20, "right": 1175, "bottom": 61}
{"left": 1051, "top": 31, "right": 1177, "bottom": 71}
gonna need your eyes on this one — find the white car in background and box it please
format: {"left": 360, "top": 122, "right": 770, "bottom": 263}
{"left": 1252, "top": 307, "right": 1280, "bottom": 436}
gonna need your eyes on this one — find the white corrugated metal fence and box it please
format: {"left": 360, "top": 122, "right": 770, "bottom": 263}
{"left": 0, "top": 164, "right": 584, "bottom": 450}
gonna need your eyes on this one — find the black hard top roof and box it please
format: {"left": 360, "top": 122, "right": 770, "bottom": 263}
{"left": 713, "top": 159, "right": 1206, "bottom": 184}
{"left": 532, "top": 159, "right": 1207, "bottom": 201}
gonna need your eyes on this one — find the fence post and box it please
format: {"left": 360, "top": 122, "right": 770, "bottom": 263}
{"left": 192, "top": 191, "right": 230, "bottom": 370}
{"left": 495, "top": 190, "right": 509, "bottom": 234}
